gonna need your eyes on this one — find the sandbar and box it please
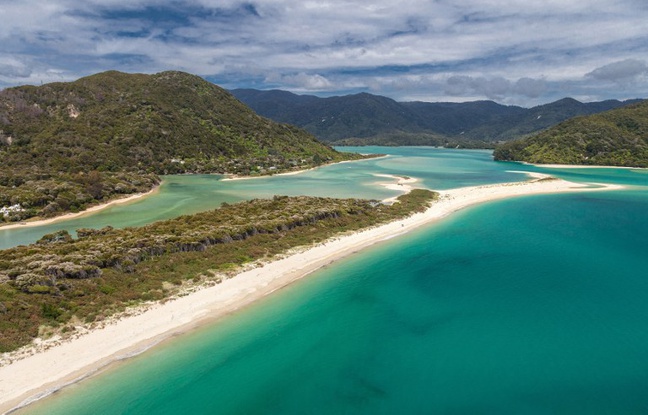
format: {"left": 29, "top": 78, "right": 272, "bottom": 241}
{"left": 0, "top": 174, "right": 624, "bottom": 414}
{"left": 0, "top": 187, "right": 160, "bottom": 231}
{"left": 373, "top": 174, "right": 419, "bottom": 203}
{"left": 519, "top": 161, "right": 645, "bottom": 170}
{"left": 222, "top": 155, "right": 388, "bottom": 181}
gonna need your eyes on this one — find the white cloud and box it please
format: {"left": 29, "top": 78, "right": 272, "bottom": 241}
{"left": 514, "top": 77, "right": 546, "bottom": 98}
{"left": 0, "top": 58, "right": 32, "bottom": 79}
{"left": 444, "top": 75, "right": 547, "bottom": 100}
{"left": 586, "top": 59, "right": 648, "bottom": 83}
{"left": 266, "top": 72, "right": 333, "bottom": 91}
{"left": 0, "top": 0, "right": 646, "bottom": 104}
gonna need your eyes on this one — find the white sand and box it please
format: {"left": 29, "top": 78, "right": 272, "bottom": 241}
{"left": 522, "top": 162, "right": 644, "bottom": 170}
{"left": 221, "top": 168, "right": 314, "bottom": 181}
{"left": 0, "top": 187, "right": 159, "bottom": 231}
{"left": 373, "top": 174, "right": 419, "bottom": 203}
{"left": 221, "top": 155, "right": 389, "bottom": 181}
{"left": 0, "top": 174, "right": 623, "bottom": 414}
{"left": 222, "top": 162, "right": 336, "bottom": 181}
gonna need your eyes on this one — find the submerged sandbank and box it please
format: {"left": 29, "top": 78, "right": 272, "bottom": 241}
{"left": 0, "top": 174, "right": 624, "bottom": 414}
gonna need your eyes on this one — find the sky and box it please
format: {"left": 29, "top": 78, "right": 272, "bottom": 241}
{"left": 1, "top": 0, "right": 647, "bottom": 107}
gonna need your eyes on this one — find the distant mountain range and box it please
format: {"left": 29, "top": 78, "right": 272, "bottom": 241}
{"left": 494, "top": 100, "right": 648, "bottom": 167}
{"left": 231, "top": 89, "right": 642, "bottom": 147}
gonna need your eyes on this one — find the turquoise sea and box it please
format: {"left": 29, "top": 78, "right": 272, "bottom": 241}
{"left": 9, "top": 148, "right": 648, "bottom": 414}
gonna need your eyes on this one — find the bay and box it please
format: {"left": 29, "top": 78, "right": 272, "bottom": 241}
{"left": 9, "top": 148, "right": 648, "bottom": 414}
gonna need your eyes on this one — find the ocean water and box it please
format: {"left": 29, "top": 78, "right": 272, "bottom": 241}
{"left": 10, "top": 148, "right": 648, "bottom": 414}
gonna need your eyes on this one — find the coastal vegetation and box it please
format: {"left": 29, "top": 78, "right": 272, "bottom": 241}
{"left": 494, "top": 100, "right": 648, "bottom": 167}
{"left": 0, "top": 190, "right": 437, "bottom": 353}
{"left": 0, "top": 71, "right": 361, "bottom": 222}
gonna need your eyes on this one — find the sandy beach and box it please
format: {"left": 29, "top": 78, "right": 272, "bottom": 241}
{"left": 0, "top": 187, "right": 159, "bottom": 231}
{"left": 523, "top": 162, "right": 645, "bottom": 170}
{"left": 221, "top": 166, "right": 316, "bottom": 181}
{"left": 0, "top": 174, "right": 624, "bottom": 414}
{"left": 373, "top": 174, "right": 419, "bottom": 203}
{"left": 221, "top": 155, "right": 389, "bottom": 181}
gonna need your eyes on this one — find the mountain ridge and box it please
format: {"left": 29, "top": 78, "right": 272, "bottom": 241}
{"left": 231, "top": 88, "right": 642, "bottom": 146}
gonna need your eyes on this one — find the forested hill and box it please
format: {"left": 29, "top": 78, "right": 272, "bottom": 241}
{"left": 0, "top": 71, "right": 356, "bottom": 222}
{"left": 231, "top": 88, "right": 641, "bottom": 146}
{"left": 493, "top": 100, "right": 648, "bottom": 167}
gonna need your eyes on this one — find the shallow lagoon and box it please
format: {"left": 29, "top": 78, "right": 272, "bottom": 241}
{"left": 2, "top": 148, "right": 529, "bottom": 249}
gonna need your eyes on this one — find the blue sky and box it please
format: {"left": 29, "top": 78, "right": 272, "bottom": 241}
{"left": 1, "top": 0, "right": 647, "bottom": 106}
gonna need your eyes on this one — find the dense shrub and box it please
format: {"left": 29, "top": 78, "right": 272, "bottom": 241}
{"left": 0, "top": 190, "right": 437, "bottom": 352}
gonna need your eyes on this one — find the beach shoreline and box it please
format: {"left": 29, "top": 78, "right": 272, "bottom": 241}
{"left": 520, "top": 161, "right": 645, "bottom": 170}
{"left": 0, "top": 186, "right": 160, "bottom": 231}
{"left": 0, "top": 174, "right": 624, "bottom": 414}
{"left": 221, "top": 155, "right": 389, "bottom": 181}
{"left": 373, "top": 174, "right": 419, "bottom": 203}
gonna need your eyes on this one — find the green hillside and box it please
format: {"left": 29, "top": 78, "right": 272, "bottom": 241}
{"left": 0, "top": 71, "right": 357, "bottom": 221}
{"left": 232, "top": 88, "right": 641, "bottom": 146}
{"left": 494, "top": 101, "right": 648, "bottom": 167}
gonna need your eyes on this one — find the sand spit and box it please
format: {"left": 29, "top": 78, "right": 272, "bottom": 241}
{"left": 0, "top": 187, "right": 159, "bottom": 231}
{"left": 0, "top": 174, "right": 624, "bottom": 414}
